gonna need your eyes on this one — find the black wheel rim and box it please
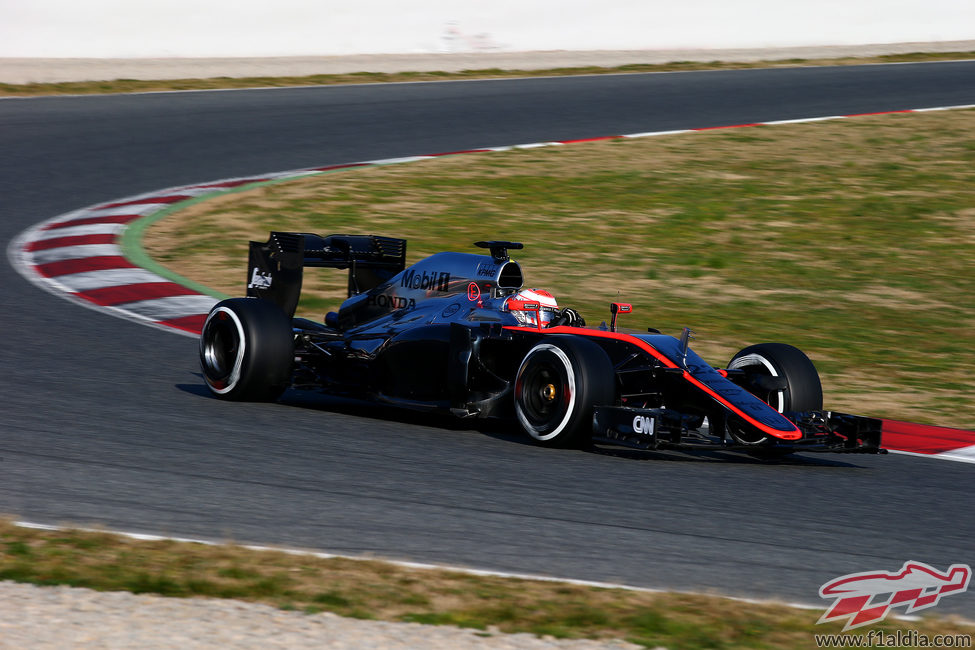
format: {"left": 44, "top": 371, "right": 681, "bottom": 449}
{"left": 518, "top": 352, "right": 570, "bottom": 432}
{"left": 729, "top": 354, "right": 785, "bottom": 412}
{"left": 202, "top": 311, "right": 240, "bottom": 388}
{"left": 727, "top": 415, "right": 768, "bottom": 445}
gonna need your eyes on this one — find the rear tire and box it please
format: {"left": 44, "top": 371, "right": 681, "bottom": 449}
{"left": 200, "top": 298, "right": 293, "bottom": 401}
{"left": 514, "top": 336, "right": 614, "bottom": 448}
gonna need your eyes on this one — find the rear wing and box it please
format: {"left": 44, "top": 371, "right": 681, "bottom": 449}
{"left": 246, "top": 231, "right": 407, "bottom": 317}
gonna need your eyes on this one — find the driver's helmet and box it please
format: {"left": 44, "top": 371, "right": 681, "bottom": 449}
{"left": 505, "top": 288, "right": 559, "bottom": 327}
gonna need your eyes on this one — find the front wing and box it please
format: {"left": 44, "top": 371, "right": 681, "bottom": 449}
{"left": 593, "top": 406, "right": 885, "bottom": 454}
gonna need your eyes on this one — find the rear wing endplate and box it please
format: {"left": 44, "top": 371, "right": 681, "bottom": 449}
{"left": 246, "top": 231, "right": 407, "bottom": 317}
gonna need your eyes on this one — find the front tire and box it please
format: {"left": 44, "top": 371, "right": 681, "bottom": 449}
{"left": 514, "top": 336, "right": 614, "bottom": 448}
{"left": 726, "top": 342, "right": 822, "bottom": 453}
{"left": 728, "top": 342, "right": 822, "bottom": 413}
{"left": 200, "top": 298, "right": 293, "bottom": 401}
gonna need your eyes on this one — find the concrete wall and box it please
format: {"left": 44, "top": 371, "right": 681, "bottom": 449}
{"left": 2, "top": 0, "right": 973, "bottom": 58}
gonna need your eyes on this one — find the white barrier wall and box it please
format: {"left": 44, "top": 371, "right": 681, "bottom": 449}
{"left": 2, "top": 0, "right": 973, "bottom": 58}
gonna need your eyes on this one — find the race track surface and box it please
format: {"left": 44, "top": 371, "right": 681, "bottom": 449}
{"left": 2, "top": 62, "right": 974, "bottom": 613}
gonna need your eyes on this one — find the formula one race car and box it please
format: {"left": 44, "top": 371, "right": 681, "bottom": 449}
{"left": 199, "top": 233, "right": 884, "bottom": 457}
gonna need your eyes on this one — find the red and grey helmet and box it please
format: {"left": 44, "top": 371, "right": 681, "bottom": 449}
{"left": 505, "top": 289, "right": 559, "bottom": 327}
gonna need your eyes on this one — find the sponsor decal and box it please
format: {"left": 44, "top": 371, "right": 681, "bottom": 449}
{"left": 632, "top": 414, "right": 655, "bottom": 435}
{"left": 507, "top": 299, "right": 540, "bottom": 311}
{"left": 817, "top": 561, "right": 971, "bottom": 631}
{"left": 477, "top": 263, "right": 498, "bottom": 278}
{"left": 248, "top": 268, "right": 272, "bottom": 289}
{"left": 402, "top": 268, "right": 451, "bottom": 292}
{"left": 441, "top": 303, "right": 461, "bottom": 318}
{"left": 467, "top": 282, "right": 481, "bottom": 302}
{"left": 367, "top": 294, "right": 416, "bottom": 310}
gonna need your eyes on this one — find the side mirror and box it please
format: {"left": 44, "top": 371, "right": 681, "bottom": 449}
{"left": 507, "top": 300, "right": 543, "bottom": 330}
{"left": 610, "top": 302, "right": 632, "bottom": 332}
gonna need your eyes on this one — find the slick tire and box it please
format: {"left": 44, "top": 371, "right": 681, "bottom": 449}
{"left": 727, "top": 343, "right": 822, "bottom": 456}
{"left": 728, "top": 342, "right": 823, "bottom": 413}
{"left": 514, "top": 336, "right": 614, "bottom": 448}
{"left": 200, "top": 297, "right": 293, "bottom": 401}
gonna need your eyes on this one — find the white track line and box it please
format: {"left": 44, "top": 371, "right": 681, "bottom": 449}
{"left": 31, "top": 223, "right": 127, "bottom": 240}
{"left": 116, "top": 294, "right": 219, "bottom": 319}
{"left": 30, "top": 244, "right": 123, "bottom": 264}
{"left": 50, "top": 269, "right": 168, "bottom": 292}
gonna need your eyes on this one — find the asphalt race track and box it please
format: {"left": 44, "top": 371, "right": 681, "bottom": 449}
{"left": 2, "top": 62, "right": 975, "bottom": 614}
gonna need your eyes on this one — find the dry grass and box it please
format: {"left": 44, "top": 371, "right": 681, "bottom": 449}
{"left": 2, "top": 520, "right": 971, "bottom": 649}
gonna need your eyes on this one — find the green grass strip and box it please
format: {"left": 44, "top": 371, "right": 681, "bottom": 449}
{"left": 121, "top": 196, "right": 234, "bottom": 299}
